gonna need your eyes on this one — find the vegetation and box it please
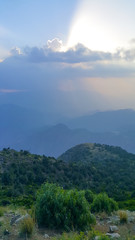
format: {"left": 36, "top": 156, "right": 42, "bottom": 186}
{"left": 52, "top": 231, "right": 110, "bottom": 240}
{"left": 19, "top": 216, "right": 34, "bottom": 237}
{"left": 119, "top": 210, "right": 128, "bottom": 223}
{"left": 35, "top": 183, "right": 95, "bottom": 231}
{"left": 0, "top": 143, "right": 135, "bottom": 208}
{"left": 91, "top": 193, "right": 118, "bottom": 214}
{"left": 0, "top": 207, "right": 4, "bottom": 217}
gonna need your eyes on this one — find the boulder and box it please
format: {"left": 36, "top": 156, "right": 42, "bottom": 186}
{"left": 44, "top": 233, "right": 49, "bottom": 238}
{"left": 15, "top": 214, "right": 30, "bottom": 224}
{"left": 10, "top": 214, "right": 21, "bottom": 225}
{"left": 109, "top": 225, "right": 118, "bottom": 233}
{"left": 106, "top": 233, "right": 120, "bottom": 239}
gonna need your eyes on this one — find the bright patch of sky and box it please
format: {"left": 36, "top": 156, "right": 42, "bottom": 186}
{"left": 68, "top": 0, "right": 135, "bottom": 52}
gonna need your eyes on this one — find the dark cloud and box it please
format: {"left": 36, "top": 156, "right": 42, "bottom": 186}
{"left": 0, "top": 42, "right": 135, "bottom": 119}
{"left": 23, "top": 43, "right": 113, "bottom": 63}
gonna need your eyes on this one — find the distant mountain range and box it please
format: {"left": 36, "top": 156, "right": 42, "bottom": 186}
{"left": 66, "top": 108, "right": 135, "bottom": 132}
{"left": 1, "top": 104, "right": 135, "bottom": 156}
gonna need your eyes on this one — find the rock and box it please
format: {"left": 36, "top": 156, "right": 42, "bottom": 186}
{"left": 110, "top": 215, "right": 120, "bottom": 223}
{"left": 10, "top": 214, "right": 21, "bottom": 225}
{"left": 44, "top": 233, "right": 49, "bottom": 238}
{"left": 106, "top": 233, "right": 120, "bottom": 239}
{"left": 128, "top": 216, "right": 134, "bottom": 223}
{"left": 15, "top": 214, "right": 30, "bottom": 224}
{"left": 109, "top": 225, "right": 118, "bottom": 233}
{"left": 95, "top": 236, "right": 100, "bottom": 240}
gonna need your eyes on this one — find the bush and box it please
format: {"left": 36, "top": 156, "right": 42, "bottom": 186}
{"left": 35, "top": 183, "right": 95, "bottom": 231}
{"left": 91, "top": 193, "right": 118, "bottom": 214}
{"left": 119, "top": 210, "right": 128, "bottom": 223}
{"left": 19, "top": 217, "right": 34, "bottom": 237}
{"left": 84, "top": 190, "right": 94, "bottom": 204}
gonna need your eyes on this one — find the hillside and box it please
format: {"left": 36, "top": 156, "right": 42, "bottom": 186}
{"left": 58, "top": 143, "right": 135, "bottom": 200}
{"left": 0, "top": 144, "right": 135, "bottom": 206}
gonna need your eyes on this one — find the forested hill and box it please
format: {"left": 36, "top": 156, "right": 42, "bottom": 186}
{"left": 0, "top": 144, "right": 135, "bottom": 205}
{"left": 58, "top": 143, "right": 133, "bottom": 162}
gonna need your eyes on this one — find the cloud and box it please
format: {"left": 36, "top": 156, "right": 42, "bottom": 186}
{"left": 23, "top": 43, "right": 113, "bottom": 63}
{"left": 1, "top": 41, "right": 135, "bottom": 119}
{"left": 21, "top": 42, "right": 135, "bottom": 65}
{"left": 10, "top": 47, "right": 21, "bottom": 56}
{"left": 0, "top": 89, "right": 25, "bottom": 93}
{"left": 47, "top": 38, "right": 63, "bottom": 51}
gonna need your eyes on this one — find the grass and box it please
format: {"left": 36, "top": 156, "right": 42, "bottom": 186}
{"left": 0, "top": 207, "right": 5, "bottom": 217}
{"left": 19, "top": 216, "right": 34, "bottom": 237}
{"left": 119, "top": 210, "right": 128, "bottom": 223}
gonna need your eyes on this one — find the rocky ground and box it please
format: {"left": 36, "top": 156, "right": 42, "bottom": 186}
{"left": 95, "top": 210, "right": 135, "bottom": 239}
{"left": 0, "top": 207, "right": 135, "bottom": 240}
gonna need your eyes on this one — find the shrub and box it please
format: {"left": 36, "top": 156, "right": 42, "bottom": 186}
{"left": 84, "top": 190, "right": 94, "bottom": 204}
{"left": 35, "top": 183, "right": 95, "bottom": 231}
{"left": 91, "top": 193, "right": 118, "bottom": 214}
{"left": 119, "top": 210, "right": 128, "bottom": 223}
{"left": 19, "top": 217, "right": 34, "bottom": 237}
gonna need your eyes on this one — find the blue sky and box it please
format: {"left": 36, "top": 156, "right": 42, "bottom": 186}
{"left": 0, "top": 0, "right": 135, "bottom": 119}
{"left": 0, "top": 0, "right": 77, "bottom": 53}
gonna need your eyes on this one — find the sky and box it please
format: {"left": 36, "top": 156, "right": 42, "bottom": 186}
{"left": 0, "top": 0, "right": 135, "bottom": 120}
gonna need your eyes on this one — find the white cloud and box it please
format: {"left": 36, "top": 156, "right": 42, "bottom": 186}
{"left": 47, "top": 38, "right": 63, "bottom": 51}
{"left": 10, "top": 47, "right": 21, "bottom": 56}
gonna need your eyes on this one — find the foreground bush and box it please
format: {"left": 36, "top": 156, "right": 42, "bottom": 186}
{"left": 35, "top": 183, "right": 95, "bottom": 231}
{"left": 91, "top": 193, "right": 118, "bottom": 214}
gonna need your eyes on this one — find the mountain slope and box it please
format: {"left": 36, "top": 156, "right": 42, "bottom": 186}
{"left": 58, "top": 143, "right": 135, "bottom": 200}
{"left": 1, "top": 144, "right": 135, "bottom": 205}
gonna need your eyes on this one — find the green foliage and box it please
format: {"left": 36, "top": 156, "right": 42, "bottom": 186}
{"left": 19, "top": 217, "right": 34, "bottom": 237}
{"left": 52, "top": 232, "right": 86, "bottom": 240}
{"left": 91, "top": 193, "right": 118, "bottom": 214}
{"left": 84, "top": 190, "right": 94, "bottom": 204}
{"left": 119, "top": 199, "right": 135, "bottom": 211}
{"left": 52, "top": 230, "right": 110, "bottom": 240}
{"left": 35, "top": 183, "right": 95, "bottom": 231}
{"left": 0, "top": 145, "right": 135, "bottom": 208}
{"left": 119, "top": 210, "right": 128, "bottom": 223}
